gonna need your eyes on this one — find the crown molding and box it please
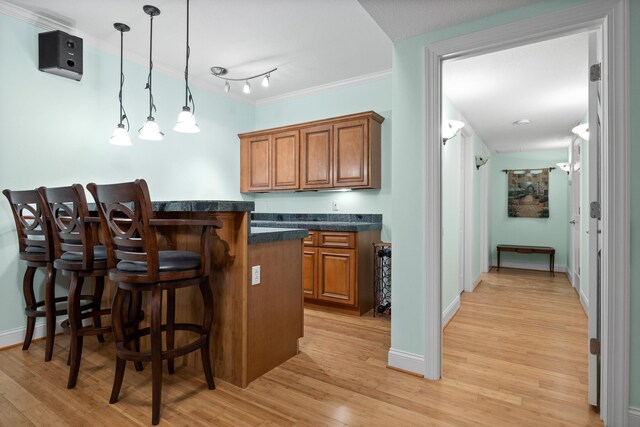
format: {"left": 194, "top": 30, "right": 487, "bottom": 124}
{"left": 256, "top": 69, "right": 391, "bottom": 106}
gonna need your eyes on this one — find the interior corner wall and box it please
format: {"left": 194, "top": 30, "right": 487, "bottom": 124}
{"left": 252, "top": 77, "right": 393, "bottom": 241}
{"left": 0, "top": 12, "right": 254, "bottom": 335}
{"left": 488, "top": 150, "right": 570, "bottom": 270}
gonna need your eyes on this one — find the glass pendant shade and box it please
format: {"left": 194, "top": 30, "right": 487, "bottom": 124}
{"left": 110, "top": 124, "right": 132, "bottom": 146}
{"left": 139, "top": 117, "right": 164, "bottom": 141}
{"left": 174, "top": 107, "right": 200, "bottom": 133}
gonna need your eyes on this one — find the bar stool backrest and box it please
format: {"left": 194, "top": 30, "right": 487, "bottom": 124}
{"left": 38, "top": 184, "right": 97, "bottom": 270}
{"left": 3, "top": 188, "right": 53, "bottom": 262}
{"left": 86, "top": 179, "right": 160, "bottom": 281}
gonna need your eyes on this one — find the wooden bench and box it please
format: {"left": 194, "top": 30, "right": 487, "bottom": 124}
{"left": 496, "top": 244, "right": 555, "bottom": 276}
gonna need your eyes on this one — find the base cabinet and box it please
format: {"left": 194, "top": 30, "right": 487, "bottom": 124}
{"left": 303, "top": 229, "right": 379, "bottom": 315}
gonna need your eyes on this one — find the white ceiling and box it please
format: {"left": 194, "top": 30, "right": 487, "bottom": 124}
{"left": 443, "top": 32, "right": 589, "bottom": 153}
{"left": 2, "top": 0, "right": 393, "bottom": 102}
{"left": 357, "top": 0, "right": 541, "bottom": 42}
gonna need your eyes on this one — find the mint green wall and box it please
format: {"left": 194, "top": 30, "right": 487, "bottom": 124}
{"left": 629, "top": 0, "right": 640, "bottom": 409}
{"left": 441, "top": 96, "right": 462, "bottom": 310}
{"left": 253, "top": 77, "right": 393, "bottom": 241}
{"left": 488, "top": 150, "right": 570, "bottom": 269}
{"left": 390, "top": 0, "right": 591, "bottom": 358}
{"left": 0, "top": 13, "right": 254, "bottom": 333}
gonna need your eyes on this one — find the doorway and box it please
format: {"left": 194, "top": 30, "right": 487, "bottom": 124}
{"left": 422, "top": 2, "right": 629, "bottom": 425}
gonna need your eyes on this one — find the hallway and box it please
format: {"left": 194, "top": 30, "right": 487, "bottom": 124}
{"left": 443, "top": 268, "right": 601, "bottom": 425}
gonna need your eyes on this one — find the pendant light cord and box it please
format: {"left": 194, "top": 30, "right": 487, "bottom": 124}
{"left": 183, "top": 0, "right": 196, "bottom": 115}
{"left": 146, "top": 14, "right": 157, "bottom": 118}
{"left": 118, "top": 30, "right": 130, "bottom": 131}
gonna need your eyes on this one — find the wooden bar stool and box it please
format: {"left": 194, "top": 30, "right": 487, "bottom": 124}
{"left": 3, "top": 188, "right": 61, "bottom": 361}
{"left": 38, "top": 184, "right": 118, "bottom": 388}
{"left": 87, "top": 179, "right": 221, "bottom": 425}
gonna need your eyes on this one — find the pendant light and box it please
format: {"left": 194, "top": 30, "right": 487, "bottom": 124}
{"left": 174, "top": 0, "right": 200, "bottom": 133}
{"left": 139, "top": 5, "right": 163, "bottom": 141}
{"left": 110, "top": 23, "right": 132, "bottom": 146}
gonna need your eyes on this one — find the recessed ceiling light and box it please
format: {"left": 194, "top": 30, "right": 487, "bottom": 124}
{"left": 513, "top": 119, "right": 531, "bottom": 125}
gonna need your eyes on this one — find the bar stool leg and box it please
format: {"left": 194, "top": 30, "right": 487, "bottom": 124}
{"left": 109, "top": 286, "right": 128, "bottom": 404}
{"left": 93, "top": 276, "right": 105, "bottom": 343}
{"left": 67, "top": 273, "right": 84, "bottom": 389}
{"left": 44, "top": 263, "right": 57, "bottom": 362}
{"left": 150, "top": 286, "right": 163, "bottom": 425}
{"left": 128, "top": 290, "right": 144, "bottom": 372}
{"left": 22, "top": 266, "right": 37, "bottom": 351}
{"left": 199, "top": 279, "right": 215, "bottom": 390}
{"left": 166, "top": 288, "right": 175, "bottom": 375}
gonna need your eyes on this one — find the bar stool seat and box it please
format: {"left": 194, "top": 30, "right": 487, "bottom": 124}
{"left": 60, "top": 245, "right": 107, "bottom": 262}
{"left": 88, "top": 179, "right": 222, "bottom": 425}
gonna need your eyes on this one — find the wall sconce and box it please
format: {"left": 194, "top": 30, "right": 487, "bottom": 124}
{"left": 572, "top": 123, "right": 589, "bottom": 140}
{"left": 475, "top": 155, "right": 489, "bottom": 169}
{"left": 442, "top": 120, "right": 464, "bottom": 145}
{"left": 556, "top": 162, "right": 571, "bottom": 174}
{"left": 210, "top": 66, "right": 277, "bottom": 95}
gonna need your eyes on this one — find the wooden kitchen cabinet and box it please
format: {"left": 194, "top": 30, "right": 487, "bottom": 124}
{"left": 302, "top": 229, "right": 378, "bottom": 315}
{"left": 239, "top": 111, "right": 384, "bottom": 192}
{"left": 240, "top": 131, "right": 300, "bottom": 192}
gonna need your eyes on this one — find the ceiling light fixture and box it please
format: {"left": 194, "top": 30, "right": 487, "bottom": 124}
{"left": 475, "top": 155, "right": 489, "bottom": 169}
{"left": 513, "top": 119, "right": 531, "bottom": 125}
{"left": 110, "top": 22, "right": 132, "bottom": 146}
{"left": 572, "top": 123, "right": 589, "bottom": 140}
{"left": 210, "top": 66, "right": 277, "bottom": 95}
{"left": 139, "top": 5, "right": 163, "bottom": 141}
{"left": 442, "top": 120, "right": 465, "bottom": 145}
{"left": 174, "top": 0, "right": 199, "bottom": 134}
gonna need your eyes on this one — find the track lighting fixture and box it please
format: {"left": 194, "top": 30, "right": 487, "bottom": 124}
{"left": 210, "top": 66, "right": 277, "bottom": 95}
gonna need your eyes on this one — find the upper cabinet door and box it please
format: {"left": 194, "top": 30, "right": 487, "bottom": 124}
{"left": 271, "top": 130, "right": 299, "bottom": 190}
{"left": 333, "top": 119, "right": 369, "bottom": 188}
{"left": 301, "top": 125, "right": 333, "bottom": 189}
{"left": 242, "top": 135, "right": 271, "bottom": 192}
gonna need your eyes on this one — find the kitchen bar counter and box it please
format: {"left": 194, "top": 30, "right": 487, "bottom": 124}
{"left": 99, "top": 200, "right": 303, "bottom": 388}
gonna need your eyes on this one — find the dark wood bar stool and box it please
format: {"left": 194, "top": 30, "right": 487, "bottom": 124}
{"left": 38, "top": 184, "right": 115, "bottom": 388}
{"left": 87, "top": 179, "right": 221, "bottom": 425}
{"left": 3, "top": 188, "right": 60, "bottom": 361}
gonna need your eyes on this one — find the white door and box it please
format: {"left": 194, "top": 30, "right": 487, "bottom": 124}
{"left": 571, "top": 138, "right": 581, "bottom": 291}
{"left": 587, "top": 31, "right": 602, "bottom": 408}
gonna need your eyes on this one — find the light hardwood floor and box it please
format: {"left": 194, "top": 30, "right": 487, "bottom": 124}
{"left": 0, "top": 268, "right": 601, "bottom": 426}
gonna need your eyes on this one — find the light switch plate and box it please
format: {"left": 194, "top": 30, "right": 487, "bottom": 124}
{"left": 251, "top": 265, "right": 260, "bottom": 285}
{"left": 332, "top": 200, "right": 338, "bottom": 211}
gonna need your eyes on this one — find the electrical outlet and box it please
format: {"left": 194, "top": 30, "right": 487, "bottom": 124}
{"left": 332, "top": 200, "right": 338, "bottom": 211}
{"left": 251, "top": 265, "right": 260, "bottom": 285}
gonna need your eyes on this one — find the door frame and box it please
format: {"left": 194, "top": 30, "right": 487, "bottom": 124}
{"left": 423, "top": 1, "right": 629, "bottom": 425}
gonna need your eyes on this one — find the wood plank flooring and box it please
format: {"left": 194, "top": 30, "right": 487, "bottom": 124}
{"left": 0, "top": 268, "right": 601, "bottom": 426}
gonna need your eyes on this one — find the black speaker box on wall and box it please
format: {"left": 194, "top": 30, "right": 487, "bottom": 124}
{"left": 38, "top": 30, "right": 83, "bottom": 81}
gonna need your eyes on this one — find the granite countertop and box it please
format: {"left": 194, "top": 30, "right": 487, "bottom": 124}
{"left": 89, "top": 200, "right": 255, "bottom": 213}
{"left": 251, "top": 213, "right": 382, "bottom": 232}
{"left": 248, "top": 227, "right": 308, "bottom": 244}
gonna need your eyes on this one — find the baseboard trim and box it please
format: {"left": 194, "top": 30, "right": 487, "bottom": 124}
{"left": 387, "top": 348, "right": 424, "bottom": 376}
{"left": 442, "top": 295, "right": 461, "bottom": 328}
{"left": 628, "top": 407, "right": 640, "bottom": 427}
{"left": 492, "top": 260, "right": 566, "bottom": 273}
{"left": 473, "top": 276, "right": 482, "bottom": 291}
{"left": 579, "top": 289, "right": 589, "bottom": 316}
{"left": 0, "top": 322, "right": 64, "bottom": 351}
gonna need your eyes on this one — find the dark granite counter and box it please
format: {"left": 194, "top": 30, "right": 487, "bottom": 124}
{"left": 151, "top": 200, "right": 255, "bottom": 212}
{"left": 248, "top": 227, "right": 308, "bottom": 244}
{"left": 251, "top": 213, "right": 382, "bottom": 232}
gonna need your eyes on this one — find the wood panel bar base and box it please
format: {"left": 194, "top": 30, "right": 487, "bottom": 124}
{"left": 496, "top": 244, "right": 555, "bottom": 276}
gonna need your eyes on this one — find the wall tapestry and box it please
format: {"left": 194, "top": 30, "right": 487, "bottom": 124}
{"left": 507, "top": 168, "right": 549, "bottom": 218}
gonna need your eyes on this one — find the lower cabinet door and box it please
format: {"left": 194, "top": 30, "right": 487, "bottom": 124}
{"left": 317, "top": 248, "right": 356, "bottom": 306}
{"left": 303, "top": 248, "right": 317, "bottom": 298}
